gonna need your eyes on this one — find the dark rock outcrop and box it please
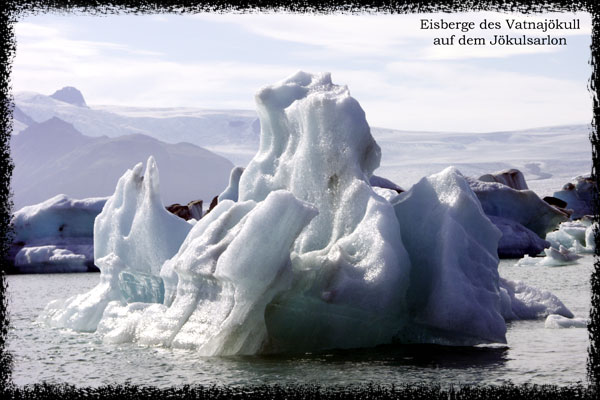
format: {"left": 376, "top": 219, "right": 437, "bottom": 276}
{"left": 166, "top": 200, "right": 203, "bottom": 221}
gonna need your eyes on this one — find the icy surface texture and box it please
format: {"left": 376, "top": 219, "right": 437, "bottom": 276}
{"left": 392, "top": 167, "right": 506, "bottom": 344}
{"left": 233, "top": 71, "right": 413, "bottom": 351}
{"left": 467, "top": 177, "right": 569, "bottom": 237}
{"left": 499, "top": 278, "right": 573, "bottom": 320}
{"left": 99, "top": 191, "right": 316, "bottom": 354}
{"left": 489, "top": 215, "right": 549, "bottom": 258}
{"left": 478, "top": 169, "right": 528, "bottom": 190}
{"left": 118, "top": 270, "right": 165, "bottom": 304}
{"left": 553, "top": 176, "right": 595, "bottom": 219}
{"left": 94, "top": 156, "right": 192, "bottom": 276}
{"left": 40, "top": 157, "right": 192, "bottom": 330}
{"left": 545, "top": 315, "right": 588, "bottom": 329}
{"left": 218, "top": 166, "right": 244, "bottom": 202}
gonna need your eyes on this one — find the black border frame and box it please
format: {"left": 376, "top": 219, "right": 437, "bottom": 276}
{"left": 1, "top": 1, "right": 598, "bottom": 398}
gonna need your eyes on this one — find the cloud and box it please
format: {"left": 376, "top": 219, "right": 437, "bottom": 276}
{"left": 11, "top": 15, "right": 592, "bottom": 132}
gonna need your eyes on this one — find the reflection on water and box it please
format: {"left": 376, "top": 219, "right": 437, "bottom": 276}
{"left": 251, "top": 343, "right": 509, "bottom": 370}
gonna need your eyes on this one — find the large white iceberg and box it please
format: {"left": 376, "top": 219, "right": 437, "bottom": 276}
{"left": 41, "top": 71, "right": 573, "bottom": 353}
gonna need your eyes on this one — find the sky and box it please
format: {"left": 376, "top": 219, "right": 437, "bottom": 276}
{"left": 11, "top": 11, "right": 593, "bottom": 132}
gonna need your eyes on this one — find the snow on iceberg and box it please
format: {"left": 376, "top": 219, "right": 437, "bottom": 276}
{"left": 41, "top": 71, "right": 574, "bottom": 353}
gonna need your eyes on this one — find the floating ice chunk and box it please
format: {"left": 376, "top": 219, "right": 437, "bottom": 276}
{"left": 547, "top": 219, "right": 596, "bottom": 255}
{"left": 467, "top": 177, "right": 568, "bottom": 237}
{"left": 516, "top": 246, "right": 581, "bottom": 267}
{"left": 218, "top": 166, "right": 244, "bottom": 202}
{"left": 10, "top": 195, "right": 106, "bottom": 272}
{"left": 43, "top": 71, "right": 574, "bottom": 353}
{"left": 15, "top": 245, "right": 86, "bottom": 266}
{"left": 392, "top": 167, "right": 506, "bottom": 344}
{"left": 499, "top": 277, "right": 573, "bottom": 320}
{"left": 545, "top": 314, "right": 588, "bottom": 329}
{"left": 12, "top": 194, "right": 107, "bottom": 242}
{"left": 545, "top": 219, "right": 590, "bottom": 250}
{"left": 542, "top": 245, "right": 582, "bottom": 266}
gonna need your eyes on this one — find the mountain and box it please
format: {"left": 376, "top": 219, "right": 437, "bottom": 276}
{"left": 13, "top": 89, "right": 592, "bottom": 198}
{"left": 14, "top": 90, "right": 260, "bottom": 166}
{"left": 371, "top": 125, "right": 592, "bottom": 197}
{"left": 50, "top": 86, "right": 88, "bottom": 107}
{"left": 11, "top": 117, "right": 234, "bottom": 210}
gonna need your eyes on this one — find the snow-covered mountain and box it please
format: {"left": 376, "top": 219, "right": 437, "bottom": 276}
{"left": 11, "top": 116, "right": 234, "bottom": 210}
{"left": 14, "top": 89, "right": 259, "bottom": 166}
{"left": 13, "top": 88, "right": 592, "bottom": 199}
{"left": 372, "top": 124, "right": 592, "bottom": 197}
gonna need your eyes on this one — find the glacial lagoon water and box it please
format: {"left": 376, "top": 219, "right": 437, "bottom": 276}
{"left": 6, "top": 256, "right": 593, "bottom": 387}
